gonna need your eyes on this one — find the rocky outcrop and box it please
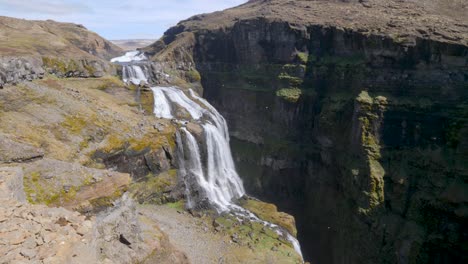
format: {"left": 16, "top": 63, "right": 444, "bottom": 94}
{"left": 146, "top": 0, "right": 468, "bottom": 263}
{"left": 0, "top": 167, "right": 188, "bottom": 264}
{"left": 0, "top": 57, "right": 45, "bottom": 88}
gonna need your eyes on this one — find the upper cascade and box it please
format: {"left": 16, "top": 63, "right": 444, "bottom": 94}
{"left": 111, "top": 50, "right": 147, "bottom": 63}
{"left": 111, "top": 51, "right": 149, "bottom": 85}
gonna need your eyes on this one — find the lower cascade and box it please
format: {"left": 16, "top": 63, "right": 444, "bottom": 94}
{"left": 113, "top": 52, "right": 303, "bottom": 260}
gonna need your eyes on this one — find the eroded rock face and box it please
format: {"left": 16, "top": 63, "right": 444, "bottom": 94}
{"left": 146, "top": 1, "right": 468, "bottom": 263}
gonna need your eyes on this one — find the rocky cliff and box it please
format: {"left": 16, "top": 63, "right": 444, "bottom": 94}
{"left": 145, "top": 0, "right": 468, "bottom": 263}
{"left": 0, "top": 16, "right": 123, "bottom": 87}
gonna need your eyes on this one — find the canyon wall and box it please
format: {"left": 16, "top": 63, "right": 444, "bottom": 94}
{"left": 147, "top": 1, "right": 468, "bottom": 262}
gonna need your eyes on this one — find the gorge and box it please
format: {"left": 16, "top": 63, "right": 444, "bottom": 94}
{"left": 0, "top": 0, "right": 467, "bottom": 263}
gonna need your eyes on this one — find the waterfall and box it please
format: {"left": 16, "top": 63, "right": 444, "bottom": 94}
{"left": 151, "top": 86, "right": 303, "bottom": 260}
{"left": 111, "top": 52, "right": 303, "bottom": 260}
{"left": 111, "top": 50, "right": 147, "bottom": 63}
{"left": 151, "top": 88, "right": 172, "bottom": 119}
{"left": 150, "top": 86, "right": 245, "bottom": 211}
{"left": 110, "top": 50, "right": 148, "bottom": 85}
{"left": 123, "top": 65, "right": 147, "bottom": 85}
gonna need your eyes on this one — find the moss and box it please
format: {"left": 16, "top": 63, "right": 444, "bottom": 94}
{"left": 61, "top": 115, "right": 87, "bottom": 134}
{"left": 210, "top": 212, "right": 301, "bottom": 262}
{"left": 356, "top": 91, "right": 374, "bottom": 105}
{"left": 278, "top": 73, "right": 303, "bottom": 86}
{"left": 166, "top": 200, "right": 185, "bottom": 210}
{"left": 296, "top": 52, "right": 308, "bottom": 64}
{"left": 42, "top": 57, "right": 67, "bottom": 73}
{"left": 240, "top": 198, "right": 298, "bottom": 237}
{"left": 84, "top": 64, "right": 96, "bottom": 76}
{"left": 276, "top": 88, "right": 302, "bottom": 103}
{"left": 23, "top": 171, "right": 80, "bottom": 206}
{"left": 140, "top": 90, "right": 155, "bottom": 114}
{"left": 100, "top": 134, "right": 126, "bottom": 153}
{"left": 186, "top": 70, "right": 201, "bottom": 82}
{"left": 89, "top": 188, "right": 123, "bottom": 209}
{"left": 130, "top": 170, "right": 178, "bottom": 204}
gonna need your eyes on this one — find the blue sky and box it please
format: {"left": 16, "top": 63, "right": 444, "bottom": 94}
{"left": 0, "top": 0, "right": 247, "bottom": 40}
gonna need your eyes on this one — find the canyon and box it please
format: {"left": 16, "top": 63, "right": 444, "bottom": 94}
{"left": 142, "top": 0, "right": 468, "bottom": 263}
{"left": 0, "top": 0, "right": 467, "bottom": 263}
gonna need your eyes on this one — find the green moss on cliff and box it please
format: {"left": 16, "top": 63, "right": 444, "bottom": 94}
{"left": 130, "top": 170, "right": 178, "bottom": 204}
{"left": 296, "top": 52, "right": 309, "bottom": 64}
{"left": 186, "top": 70, "right": 201, "bottom": 82}
{"left": 276, "top": 88, "right": 302, "bottom": 103}
{"left": 240, "top": 197, "right": 298, "bottom": 237}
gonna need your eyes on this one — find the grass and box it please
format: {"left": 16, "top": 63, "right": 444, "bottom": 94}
{"left": 166, "top": 200, "right": 185, "bottom": 210}
{"left": 61, "top": 115, "right": 87, "bottom": 134}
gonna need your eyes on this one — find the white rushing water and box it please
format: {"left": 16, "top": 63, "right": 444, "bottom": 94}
{"left": 123, "top": 65, "right": 147, "bottom": 85}
{"left": 150, "top": 86, "right": 245, "bottom": 211}
{"left": 110, "top": 51, "right": 148, "bottom": 85}
{"left": 111, "top": 50, "right": 147, "bottom": 63}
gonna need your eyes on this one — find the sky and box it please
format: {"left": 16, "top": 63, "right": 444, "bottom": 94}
{"left": 0, "top": 0, "right": 247, "bottom": 40}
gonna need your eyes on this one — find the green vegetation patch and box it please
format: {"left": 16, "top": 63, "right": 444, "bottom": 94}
{"left": 130, "top": 170, "right": 179, "bottom": 204}
{"left": 239, "top": 197, "right": 297, "bottom": 237}
{"left": 186, "top": 70, "right": 201, "bottom": 82}
{"left": 296, "top": 52, "right": 309, "bottom": 64}
{"left": 276, "top": 88, "right": 302, "bottom": 103}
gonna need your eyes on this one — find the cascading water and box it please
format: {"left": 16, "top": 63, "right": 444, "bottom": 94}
{"left": 150, "top": 86, "right": 245, "bottom": 211}
{"left": 111, "top": 52, "right": 303, "bottom": 260}
{"left": 111, "top": 51, "right": 148, "bottom": 85}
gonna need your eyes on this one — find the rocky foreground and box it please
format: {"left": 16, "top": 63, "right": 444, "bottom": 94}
{"left": 0, "top": 166, "right": 188, "bottom": 264}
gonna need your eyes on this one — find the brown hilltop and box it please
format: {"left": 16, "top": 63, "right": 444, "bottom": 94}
{"left": 0, "top": 16, "right": 122, "bottom": 60}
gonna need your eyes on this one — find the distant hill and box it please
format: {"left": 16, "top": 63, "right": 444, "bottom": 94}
{"left": 0, "top": 16, "right": 124, "bottom": 86}
{"left": 0, "top": 16, "right": 122, "bottom": 60}
{"left": 111, "top": 39, "right": 156, "bottom": 51}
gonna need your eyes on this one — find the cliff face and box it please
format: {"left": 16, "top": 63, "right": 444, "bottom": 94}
{"left": 146, "top": 0, "right": 468, "bottom": 263}
{"left": 0, "top": 16, "right": 123, "bottom": 87}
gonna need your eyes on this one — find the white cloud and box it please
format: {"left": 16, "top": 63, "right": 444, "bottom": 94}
{"left": 0, "top": 0, "right": 91, "bottom": 14}
{"left": 0, "top": 0, "right": 248, "bottom": 39}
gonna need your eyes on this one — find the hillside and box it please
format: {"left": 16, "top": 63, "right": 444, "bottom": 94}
{"left": 0, "top": 16, "right": 122, "bottom": 59}
{"left": 0, "top": 16, "right": 123, "bottom": 87}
